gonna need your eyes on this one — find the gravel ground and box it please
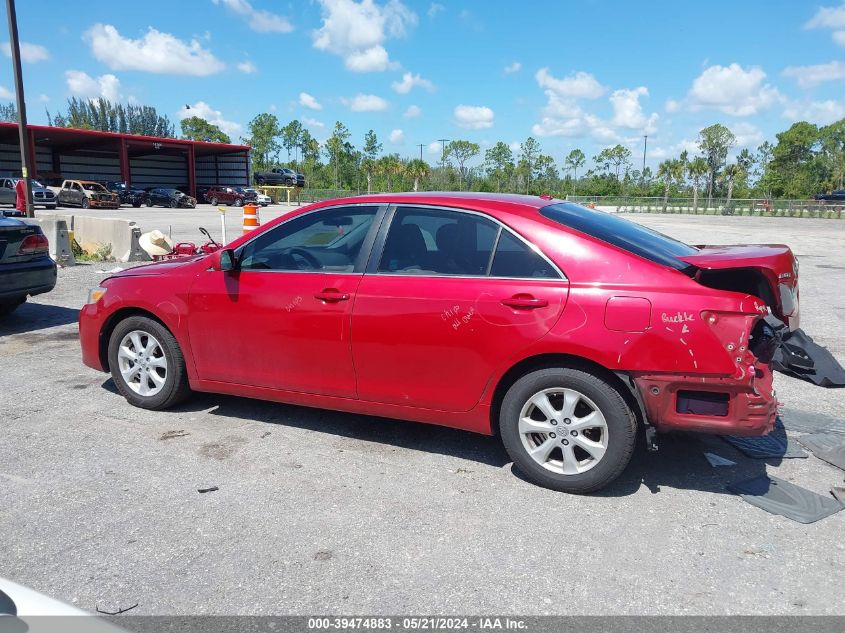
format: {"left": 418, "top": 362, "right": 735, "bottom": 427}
{"left": 0, "top": 213, "right": 843, "bottom": 616}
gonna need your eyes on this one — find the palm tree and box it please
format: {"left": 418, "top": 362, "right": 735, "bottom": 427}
{"left": 721, "top": 163, "right": 741, "bottom": 211}
{"left": 656, "top": 159, "right": 683, "bottom": 212}
{"left": 378, "top": 154, "right": 404, "bottom": 192}
{"left": 688, "top": 156, "right": 708, "bottom": 214}
{"left": 405, "top": 159, "right": 430, "bottom": 192}
{"left": 565, "top": 149, "right": 586, "bottom": 195}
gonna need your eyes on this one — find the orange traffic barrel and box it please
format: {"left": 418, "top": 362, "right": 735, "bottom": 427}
{"left": 242, "top": 204, "right": 260, "bottom": 235}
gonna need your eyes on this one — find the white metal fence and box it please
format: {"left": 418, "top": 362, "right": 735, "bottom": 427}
{"left": 566, "top": 196, "right": 844, "bottom": 218}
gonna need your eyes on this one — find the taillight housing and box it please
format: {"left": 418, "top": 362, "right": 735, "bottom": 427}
{"left": 17, "top": 233, "right": 49, "bottom": 256}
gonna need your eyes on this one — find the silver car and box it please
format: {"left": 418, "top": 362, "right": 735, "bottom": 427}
{"left": 0, "top": 177, "right": 58, "bottom": 213}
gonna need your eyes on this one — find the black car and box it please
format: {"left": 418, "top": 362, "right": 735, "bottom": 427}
{"left": 0, "top": 217, "right": 56, "bottom": 319}
{"left": 146, "top": 188, "right": 197, "bottom": 209}
{"left": 104, "top": 181, "right": 148, "bottom": 207}
{"left": 815, "top": 190, "right": 845, "bottom": 202}
{"left": 232, "top": 186, "right": 258, "bottom": 202}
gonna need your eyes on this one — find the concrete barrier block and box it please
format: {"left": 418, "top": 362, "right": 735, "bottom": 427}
{"left": 36, "top": 212, "right": 151, "bottom": 263}
{"left": 23, "top": 218, "right": 76, "bottom": 266}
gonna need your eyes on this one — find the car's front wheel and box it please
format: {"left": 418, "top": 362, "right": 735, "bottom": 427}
{"left": 107, "top": 316, "right": 191, "bottom": 410}
{"left": 210, "top": 197, "right": 218, "bottom": 206}
{"left": 499, "top": 367, "right": 636, "bottom": 494}
{"left": 81, "top": 198, "right": 90, "bottom": 209}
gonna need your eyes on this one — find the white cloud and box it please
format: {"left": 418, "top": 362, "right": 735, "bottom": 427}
{"left": 65, "top": 70, "right": 121, "bottom": 101}
{"left": 535, "top": 68, "right": 605, "bottom": 99}
{"left": 730, "top": 122, "right": 764, "bottom": 148}
{"left": 403, "top": 104, "right": 421, "bottom": 118}
{"left": 610, "top": 87, "right": 658, "bottom": 133}
{"left": 389, "top": 128, "right": 404, "bottom": 143}
{"left": 427, "top": 141, "right": 441, "bottom": 156}
{"left": 2, "top": 41, "right": 49, "bottom": 63}
{"left": 312, "top": 0, "right": 417, "bottom": 72}
{"left": 178, "top": 101, "right": 242, "bottom": 138}
{"left": 454, "top": 104, "right": 494, "bottom": 129}
{"left": 783, "top": 99, "right": 845, "bottom": 125}
{"left": 299, "top": 92, "right": 323, "bottom": 110}
{"left": 665, "top": 98, "right": 680, "bottom": 113}
{"left": 344, "top": 93, "right": 390, "bottom": 111}
{"left": 302, "top": 116, "right": 325, "bottom": 128}
{"left": 805, "top": 3, "right": 845, "bottom": 46}
{"left": 783, "top": 60, "right": 845, "bottom": 88}
{"left": 391, "top": 71, "right": 434, "bottom": 93}
{"left": 211, "top": 0, "right": 294, "bottom": 33}
{"left": 0, "top": 86, "right": 14, "bottom": 99}
{"left": 38, "top": 94, "right": 50, "bottom": 103}
{"left": 84, "top": 24, "right": 225, "bottom": 76}
{"left": 427, "top": 2, "right": 444, "bottom": 17}
{"left": 687, "top": 63, "right": 779, "bottom": 116}
{"left": 503, "top": 61, "right": 521, "bottom": 74}
{"left": 237, "top": 60, "right": 257, "bottom": 73}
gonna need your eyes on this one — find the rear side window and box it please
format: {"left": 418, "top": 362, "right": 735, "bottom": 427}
{"left": 540, "top": 202, "right": 697, "bottom": 270}
{"left": 491, "top": 230, "right": 560, "bottom": 279}
{"left": 378, "top": 206, "right": 498, "bottom": 276}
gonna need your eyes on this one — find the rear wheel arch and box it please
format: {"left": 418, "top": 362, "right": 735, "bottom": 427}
{"left": 489, "top": 353, "right": 644, "bottom": 436}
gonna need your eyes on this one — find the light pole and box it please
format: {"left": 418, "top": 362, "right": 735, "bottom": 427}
{"left": 417, "top": 143, "right": 424, "bottom": 162}
{"left": 5, "top": 0, "right": 34, "bottom": 218}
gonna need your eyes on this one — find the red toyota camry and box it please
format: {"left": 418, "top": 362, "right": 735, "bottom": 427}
{"left": 79, "top": 193, "right": 806, "bottom": 493}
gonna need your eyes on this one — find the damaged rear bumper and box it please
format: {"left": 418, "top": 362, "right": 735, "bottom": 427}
{"left": 633, "top": 364, "right": 777, "bottom": 437}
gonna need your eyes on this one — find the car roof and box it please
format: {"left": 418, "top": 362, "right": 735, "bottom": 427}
{"left": 313, "top": 191, "right": 556, "bottom": 220}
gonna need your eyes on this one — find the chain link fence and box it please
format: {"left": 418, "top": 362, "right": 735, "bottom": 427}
{"left": 565, "top": 196, "right": 845, "bottom": 218}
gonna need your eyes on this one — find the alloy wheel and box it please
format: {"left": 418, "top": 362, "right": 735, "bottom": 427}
{"left": 116, "top": 330, "right": 168, "bottom": 397}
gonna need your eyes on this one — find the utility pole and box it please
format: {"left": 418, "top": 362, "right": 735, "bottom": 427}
{"left": 641, "top": 135, "right": 648, "bottom": 182}
{"left": 437, "top": 139, "right": 449, "bottom": 189}
{"left": 5, "top": 0, "right": 34, "bottom": 218}
{"left": 417, "top": 144, "right": 424, "bottom": 162}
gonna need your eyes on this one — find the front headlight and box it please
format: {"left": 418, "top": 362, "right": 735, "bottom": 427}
{"left": 87, "top": 287, "right": 107, "bottom": 304}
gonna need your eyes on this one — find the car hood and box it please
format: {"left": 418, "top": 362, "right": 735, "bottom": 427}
{"left": 109, "top": 255, "right": 206, "bottom": 278}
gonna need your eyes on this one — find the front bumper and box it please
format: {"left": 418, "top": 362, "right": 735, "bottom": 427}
{"left": 0, "top": 256, "right": 57, "bottom": 300}
{"left": 79, "top": 302, "right": 108, "bottom": 371}
{"left": 89, "top": 198, "right": 120, "bottom": 209}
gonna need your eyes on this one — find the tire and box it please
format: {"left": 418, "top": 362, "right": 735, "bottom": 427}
{"left": 0, "top": 296, "right": 25, "bottom": 320}
{"left": 210, "top": 197, "right": 218, "bottom": 206}
{"left": 255, "top": 177, "right": 265, "bottom": 186}
{"left": 82, "top": 198, "right": 90, "bottom": 209}
{"left": 499, "top": 367, "right": 636, "bottom": 494}
{"left": 107, "top": 315, "right": 192, "bottom": 410}
{"left": 47, "top": 205, "right": 57, "bottom": 211}
{"left": 170, "top": 199, "right": 178, "bottom": 208}
{"left": 146, "top": 200, "right": 153, "bottom": 207}
{"left": 133, "top": 201, "right": 142, "bottom": 208}
{"left": 235, "top": 198, "right": 244, "bottom": 207}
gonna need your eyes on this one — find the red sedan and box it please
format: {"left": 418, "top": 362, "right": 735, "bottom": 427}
{"left": 79, "top": 193, "right": 804, "bottom": 493}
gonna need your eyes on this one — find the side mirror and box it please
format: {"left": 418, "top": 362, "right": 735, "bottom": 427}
{"left": 210, "top": 248, "right": 237, "bottom": 271}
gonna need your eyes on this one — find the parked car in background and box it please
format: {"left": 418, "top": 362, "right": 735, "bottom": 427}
{"left": 253, "top": 168, "right": 298, "bottom": 186}
{"left": 146, "top": 188, "right": 197, "bottom": 208}
{"left": 205, "top": 186, "right": 249, "bottom": 206}
{"left": 233, "top": 186, "right": 257, "bottom": 203}
{"left": 196, "top": 185, "right": 211, "bottom": 203}
{"left": 0, "top": 177, "right": 57, "bottom": 213}
{"left": 0, "top": 217, "right": 56, "bottom": 319}
{"left": 79, "top": 193, "right": 820, "bottom": 494}
{"left": 815, "top": 190, "right": 845, "bottom": 202}
{"left": 104, "top": 181, "right": 148, "bottom": 208}
{"left": 245, "top": 187, "right": 271, "bottom": 206}
{"left": 56, "top": 180, "right": 119, "bottom": 209}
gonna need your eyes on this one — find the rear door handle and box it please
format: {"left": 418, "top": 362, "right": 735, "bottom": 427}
{"left": 501, "top": 295, "right": 549, "bottom": 310}
{"left": 314, "top": 289, "right": 350, "bottom": 303}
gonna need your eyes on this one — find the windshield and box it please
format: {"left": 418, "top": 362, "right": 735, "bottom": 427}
{"left": 540, "top": 202, "right": 698, "bottom": 271}
{"left": 82, "top": 183, "right": 108, "bottom": 192}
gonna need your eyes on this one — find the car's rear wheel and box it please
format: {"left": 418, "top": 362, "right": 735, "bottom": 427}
{"left": 107, "top": 316, "right": 191, "bottom": 410}
{"left": 255, "top": 177, "right": 265, "bottom": 186}
{"left": 499, "top": 367, "right": 636, "bottom": 494}
{"left": 0, "top": 296, "right": 25, "bottom": 320}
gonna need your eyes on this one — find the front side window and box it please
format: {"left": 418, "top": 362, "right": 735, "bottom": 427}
{"left": 239, "top": 205, "right": 378, "bottom": 272}
{"left": 378, "top": 206, "right": 498, "bottom": 276}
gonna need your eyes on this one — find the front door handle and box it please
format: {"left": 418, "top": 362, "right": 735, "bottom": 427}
{"left": 314, "top": 288, "right": 350, "bottom": 303}
{"left": 501, "top": 295, "right": 549, "bottom": 310}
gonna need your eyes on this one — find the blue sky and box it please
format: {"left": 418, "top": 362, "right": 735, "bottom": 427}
{"left": 2, "top": 0, "right": 844, "bottom": 170}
